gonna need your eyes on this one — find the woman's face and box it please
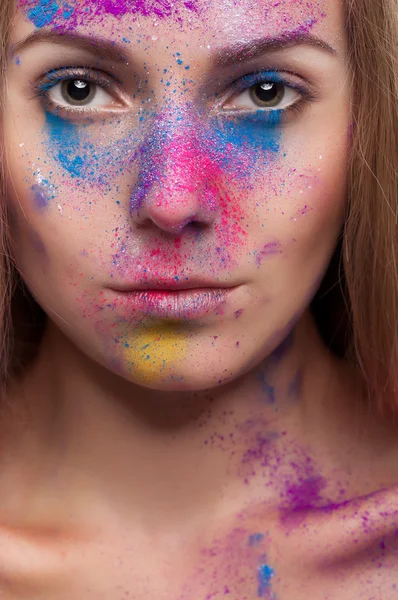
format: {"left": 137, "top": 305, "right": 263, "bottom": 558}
{"left": 6, "top": 0, "right": 350, "bottom": 391}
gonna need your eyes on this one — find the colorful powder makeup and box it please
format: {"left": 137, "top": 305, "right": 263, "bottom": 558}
{"left": 23, "top": 0, "right": 60, "bottom": 28}
{"left": 31, "top": 183, "right": 54, "bottom": 210}
{"left": 258, "top": 563, "right": 275, "bottom": 597}
{"left": 248, "top": 532, "right": 265, "bottom": 547}
{"left": 255, "top": 242, "right": 283, "bottom": 267}
{"left": 19, "top": 0, "right": 199, "bottom": 29}
{"left": 44, "top": 113, "right": 140, "bottom": 188}
{"left": 123, "top": 324, "right": 187, "bottom": 382}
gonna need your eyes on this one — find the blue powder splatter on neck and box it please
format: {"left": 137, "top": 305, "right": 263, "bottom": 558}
{"left": 258, "top": 563, "right": 275, "bottom": 597}
{"left": 258, "top": 373, "right": 276, "bottom": 404}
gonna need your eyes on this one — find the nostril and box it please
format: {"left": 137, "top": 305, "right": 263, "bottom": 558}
{"left": 189, "top": 220, "right": 208, "bottom": 232}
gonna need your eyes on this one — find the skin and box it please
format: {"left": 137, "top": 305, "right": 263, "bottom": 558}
{"left": 1, "top": 0, "right": 398, "bottom": 598}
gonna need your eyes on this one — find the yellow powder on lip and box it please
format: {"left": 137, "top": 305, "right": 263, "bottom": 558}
{"left": 124, "top": 323, "right": 187, "bottom": 382}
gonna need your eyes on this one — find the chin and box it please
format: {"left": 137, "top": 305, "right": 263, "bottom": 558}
{"left": 114, "top": 353, "right": 240, "bottom": 393}
{"left": 124, "top": 367, "right": 235, "bottom": 393}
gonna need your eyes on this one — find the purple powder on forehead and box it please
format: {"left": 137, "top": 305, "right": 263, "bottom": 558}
{"left": 95, "top": 0, "right": 174, "bottom": 18}
{"left": 19, "top": 0, "right": 199, "bottom": 28}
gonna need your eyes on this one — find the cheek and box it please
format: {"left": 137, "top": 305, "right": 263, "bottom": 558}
{"left": 43, "top": 113, "right": 139, "bottom": 194}
{"left": 250, "top": 116, "right": 348, "bottom": 257}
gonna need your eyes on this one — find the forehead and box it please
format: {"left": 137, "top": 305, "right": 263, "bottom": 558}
{"left": 16, "top": 0, "right": 342, "bottom": 46}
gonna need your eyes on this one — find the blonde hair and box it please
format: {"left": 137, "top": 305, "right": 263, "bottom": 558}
{"left": 0, "top": 0, "right": 397, "bottom": 411}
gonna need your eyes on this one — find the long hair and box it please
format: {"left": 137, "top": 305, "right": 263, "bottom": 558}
{"left": 0, "top": 0, "right": 397, "bottom": 411}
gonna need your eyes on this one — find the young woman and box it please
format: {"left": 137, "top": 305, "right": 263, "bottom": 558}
{"left": 0, "top": 0, "right": 397, "bottom": 597}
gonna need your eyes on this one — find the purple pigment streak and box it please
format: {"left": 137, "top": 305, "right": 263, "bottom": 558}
{"left": 269, "top": 330, "right": 295, "bottom": 363}
{"left": 19, "top": 0, "right": 199, "bottom": 29}
{"left": 256, "top": 242, "right": 282, "bottom": 267}
{"left": 240, "top": 428, "right": 280, "bottom": 476}
{"left": 284, "top": 474, "right": 326, "bottom": 512}
{"left": 288, "top": 369, "right": 303, "bottom": 399}
{"left": 256, "top": 331, "right": 296, "bottom": 404}
{"left": 20, "top": 0, "right": 323, "bottom": 29}
{"left": 248, "top": 533, "right": 265, "bottom": 547}
{"left": 27, "top": 227, "right": 48, "bottom": 258}
{"left": 31, "top": 184, "right": 51, "bottom": 210}
{"left": 259, "top": 373, "right": 276, "bottom": 405}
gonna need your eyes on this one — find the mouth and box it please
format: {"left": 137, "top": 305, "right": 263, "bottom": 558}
{"left": 108, "top": 281, "right": 237, "bottom": 319}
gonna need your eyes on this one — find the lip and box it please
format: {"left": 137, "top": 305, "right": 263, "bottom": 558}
{"left": 109, "top": 286, "right": 235, "bottom": 319}
{"left": 111, "top": 278, "right": 233, "bottom": 291}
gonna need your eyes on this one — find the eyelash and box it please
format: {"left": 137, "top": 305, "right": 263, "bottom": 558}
{"left": 222, "top": 69, "right": 317, "bottom": 123}
{"left": 31, "top": 67, "right": 119, "bottom": 117}
{"left": 32, "top": 66, "right": 317, "bottom": 122}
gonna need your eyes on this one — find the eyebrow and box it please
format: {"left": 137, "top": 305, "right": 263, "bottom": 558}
{"left": 12, "top": 29, "right": 336, "bottom": 69}
{"left": 13, "top": 31, "right": 128, "bottom": 63}
{"left": 215, "top": 32, "right": 337, "bottom": 67}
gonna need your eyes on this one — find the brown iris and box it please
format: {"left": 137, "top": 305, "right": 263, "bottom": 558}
{"left": 61, "top": 79, "right": 95, "bottom": 106}
{"left": 249, "top": 82, "right": 285, "bottom": 108}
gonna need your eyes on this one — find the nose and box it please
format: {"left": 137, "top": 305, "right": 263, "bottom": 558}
{"left": 130, "top": 127, "right": 218, "bottom": 235}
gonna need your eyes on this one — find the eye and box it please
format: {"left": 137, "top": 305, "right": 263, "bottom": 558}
{"left": 47, "top": 78, "right": 115, "bottom": 109}
{"left": 224, "top": 80, "right": 301, "bottom": 111}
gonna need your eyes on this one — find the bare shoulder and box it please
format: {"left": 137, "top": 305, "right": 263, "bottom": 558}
{"left": 269, "top": 484, "right": 398, "bottom": 599}
{"left": 0, "top": 487, "right": 397, "bottom": 600}
{"left": 0, "top": 521, "right": 92, "bottom": 599}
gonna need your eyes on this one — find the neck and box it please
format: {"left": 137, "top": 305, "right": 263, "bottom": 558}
{"left": 1, "top": 313, "right": 351, "bottom": 532}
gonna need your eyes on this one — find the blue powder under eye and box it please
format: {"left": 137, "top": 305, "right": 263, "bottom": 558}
{"left": 44, "top": 112, "right": 141, "bottom": 187}
{"left": 258, "top": 563, "right": 275, "bottom": 597}
{"left": 45, "top": 113, "right": 85, "bottom": 178}
{"left": 212, "top": 110, "right": 281, "bottom": 160}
